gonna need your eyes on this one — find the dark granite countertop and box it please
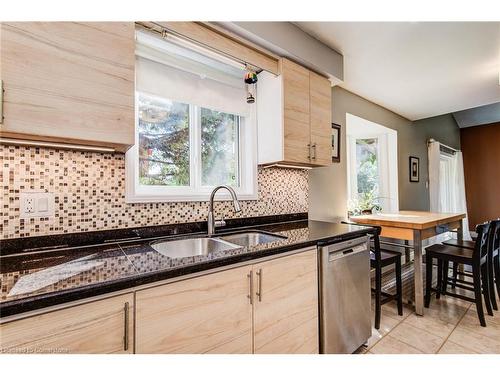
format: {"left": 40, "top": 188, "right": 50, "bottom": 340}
{"left": 0, "top": 214, "right": 373, "bottom": 318}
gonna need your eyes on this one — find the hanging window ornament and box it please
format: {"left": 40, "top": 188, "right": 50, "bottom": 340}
{"left": 244, "top": 68, "right": 258, "bottom": 104}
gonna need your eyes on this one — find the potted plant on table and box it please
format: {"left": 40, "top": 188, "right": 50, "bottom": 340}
{"left": 348, "top": 190, "right": 383, "bottom": 217}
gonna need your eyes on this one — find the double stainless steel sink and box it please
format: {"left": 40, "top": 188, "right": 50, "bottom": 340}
{"left": 150, "top": 231, "right": 287, "bottom": 259}
{"left": 219, "top": 231, "right": 286, "bottom": 247}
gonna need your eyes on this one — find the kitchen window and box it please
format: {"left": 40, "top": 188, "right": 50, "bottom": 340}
{"left": 126, "top": 31, "right": 257, "bottom": 202}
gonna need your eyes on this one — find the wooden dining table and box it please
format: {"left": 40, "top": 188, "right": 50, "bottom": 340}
{"left": 350, "top": 211, "right": 466, "bottom": 316}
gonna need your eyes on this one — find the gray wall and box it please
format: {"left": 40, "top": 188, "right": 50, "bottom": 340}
{"left": 309, "top": 87, "right": 461, "bottom": 221}
{"left": 218, "top": 22, "right": 343, "bottom": 82}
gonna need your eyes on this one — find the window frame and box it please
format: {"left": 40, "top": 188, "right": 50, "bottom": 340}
{"left": 125, "top": 92, "right": 258, "bottom": 203}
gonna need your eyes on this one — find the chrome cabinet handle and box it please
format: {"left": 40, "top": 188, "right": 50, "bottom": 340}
{"left": 311, "top": 143, "right": 317, "bottom": 160}
{"left": 307, "top": 143, "right": 312, "bottom": 160}
{"left": 256, "top": 269, "right": 263, "bottom": 302}
{"left": 123, "top": 302, "right": 129, "bottom": 351}
{"left": 247, "top": 271, "right": 254, "bottom": 305}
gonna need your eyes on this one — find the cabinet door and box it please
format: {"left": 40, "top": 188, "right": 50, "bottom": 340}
{"left": 0, "top": 294, "right": 134, "bottom": 354}
{"left": 135, "top": 266, "right": 253, "bottom": 354}
{"left": 0, "top": 22, "right": 135, "bottom": 152}
{"left": 253, "top": 249, "right": 319, "bottom": 354}
{"left": 310, "top": 71, "right": 332, "bottom": 166}
{"left": 281, "top": 58, "right": 311, "bottom": 164}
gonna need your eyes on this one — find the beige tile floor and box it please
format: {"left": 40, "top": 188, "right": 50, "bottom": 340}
{"left": 356, "top": 291, "right": 500, "bottom": 354}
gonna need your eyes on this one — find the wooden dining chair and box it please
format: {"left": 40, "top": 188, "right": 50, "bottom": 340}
{"left": 425, "top": 223, "right": 492, "bottom": 327}
{"left": 443, "top": 219, "right": 500, "bottom": 311}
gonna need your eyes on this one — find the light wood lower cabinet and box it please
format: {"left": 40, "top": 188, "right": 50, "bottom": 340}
{"left": 253, "top": 249, "right": 319, "bottom": 354}
{"left": 0, "top": 249, "right": 318, "bottom": 354}
{"left": 135, "top": 248, "right": 319, "bottom": 354}
{"left": 0, "top": 293, "right": 133, "bottom": 354}
{"left": 135, "top": 266, "right": 254, "bottom": 354}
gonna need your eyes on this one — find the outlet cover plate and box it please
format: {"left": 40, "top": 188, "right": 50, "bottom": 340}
{"left": 20, "top": 192, "right": 55, "bottom": 218}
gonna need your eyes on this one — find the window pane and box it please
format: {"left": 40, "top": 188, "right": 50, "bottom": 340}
{"left": 138, "top": 94, "right": 190, "bottom": 186}
{"left": 200, "top": 108, "right": 239, "bottom": 187}
{"left": 356, "top": 138, "right": 379, "bottom": 198}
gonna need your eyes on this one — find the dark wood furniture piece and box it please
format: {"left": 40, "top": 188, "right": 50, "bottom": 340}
{"left": 443, "top": 219, "right": 500, "bottom": 311}
{"left": 491, "top": 220, "right": 500, "bottom": 306}
{"left": 461, "top": 123, "right": 500, "bottom": 229}
{"left": 425, "top": 223, "right": 493, "bottom": 327}
{"left": 350, "top": 211, "right": 465, "bottom": 316}
{"left": 343, "top": 222, "right": 403, "bottom": 329}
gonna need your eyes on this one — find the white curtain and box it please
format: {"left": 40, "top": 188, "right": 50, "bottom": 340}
{"left": 453, "top": 152, "right": 471, "bottom": 240}
{"left": 428, "top": 141, "right": 471, "bottom": 241}
{"left": 428, "top": 141, "right": 441, "bottom": 212}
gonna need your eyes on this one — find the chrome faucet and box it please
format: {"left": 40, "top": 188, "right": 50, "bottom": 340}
{"left": 207, "top": 185, "right": 241, "bottom": 236}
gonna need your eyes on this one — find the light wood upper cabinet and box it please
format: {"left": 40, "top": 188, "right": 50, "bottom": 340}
{"left": 0, "top": 293, "right": 134, "bottom": 354}
{"left": 253, "top": 249, "right": 319, "bottom": 354}
{"left": 309, "top": 71, "right": 333, "bottom": 166}
{"left": 282, "top": 59, "right": 311, "bottom": 164}
{"left": 135, "top": 266, "right": 253, "bottom": 354}
{"left": 0, "top": 22, "right": 135, "bottom": 152}
{"left": 257, "top": 58, "right": 332, "bottom": 167}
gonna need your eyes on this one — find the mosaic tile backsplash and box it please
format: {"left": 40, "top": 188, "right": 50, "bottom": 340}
{"left": 0, "top": 145, "right": 309, "bottom": 239}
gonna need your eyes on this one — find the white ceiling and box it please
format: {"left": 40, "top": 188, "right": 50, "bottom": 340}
{"left": 295, "top": 22, "right": 500, "bottom": 120}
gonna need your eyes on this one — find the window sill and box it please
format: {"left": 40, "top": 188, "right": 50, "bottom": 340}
{"left": 125, "top": 191, "right": 258, "bottom": 204}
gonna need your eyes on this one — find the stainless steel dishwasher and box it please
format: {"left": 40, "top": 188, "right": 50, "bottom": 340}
{"left": 318, "top": 235, "right": 371, "bottom": 354}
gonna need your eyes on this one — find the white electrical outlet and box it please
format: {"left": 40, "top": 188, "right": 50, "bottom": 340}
{"left": 24, "top": 197, "right": 35, "bottom": 213}
{"left": 20, "top": 191, "right": 55, "bottom": 218}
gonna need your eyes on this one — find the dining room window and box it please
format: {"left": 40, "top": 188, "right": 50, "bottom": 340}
{"left": 346, "top": 113, "right": 399, "bottom": 214}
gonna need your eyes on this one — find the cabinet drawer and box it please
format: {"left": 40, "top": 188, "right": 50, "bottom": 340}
{"left": 0, "top": 293, "right": 134, "bottom": 354}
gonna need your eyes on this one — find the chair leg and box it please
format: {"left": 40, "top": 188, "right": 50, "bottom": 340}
{"left": 481, "top": 263, "right": 494, "bottom": 316}
{"left": 404, "top": 240, "right": 410, "bottom": 263}
{"left": 452, "top": 262, "right": 458, "bottom": 289}
{"left": 494, "top": 255, "right": 500, "bottom": 301}
{"left": 395, "top": 258, "right": 403, "bottom": 316}
{"left": 442, "top": 260, "right": 449, "bottom": 296}
{"left": 436, "top": 259, "right": 443, "bottom": 299}
{"left": 488, "top": 257, "right": 498, "bottom": 311}
{"left": 473, "top": 264, "right": 487, "bottom": 327}
{"left": 374, "top": 265, "right": 382, "bottom": 330}
{"left": 425, "top": 253, "right": 433, "bottom": 308}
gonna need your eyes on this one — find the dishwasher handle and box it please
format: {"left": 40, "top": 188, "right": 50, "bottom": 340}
{"left": 327, "top": 244, "right": 368, "bottom": 262}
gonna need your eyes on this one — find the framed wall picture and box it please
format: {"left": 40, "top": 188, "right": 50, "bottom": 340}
{"left": 332, "top": 123, "right": 341, "bottom": 163}
{"left": 409, "top": 156, "right": 419, "bottom": 182}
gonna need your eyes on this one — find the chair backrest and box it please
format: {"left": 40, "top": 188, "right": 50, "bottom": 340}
{"left": 488, "top": 219, "right": 500, "bottom": 254}
{"left": 474, "top": 222, "right": 491, "bottom": 262}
